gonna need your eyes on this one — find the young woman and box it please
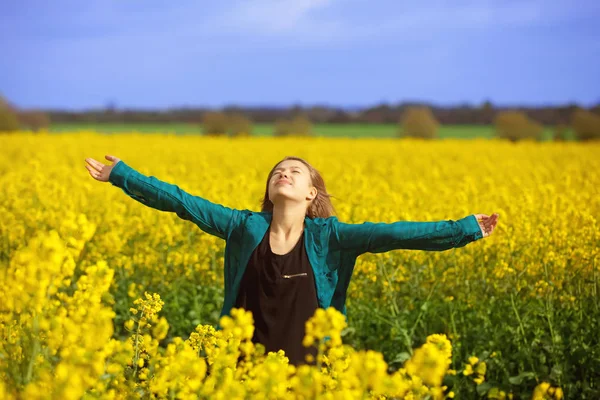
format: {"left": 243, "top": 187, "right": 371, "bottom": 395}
{"left": 85, "top": 154, "right": 499, "bottom": 366}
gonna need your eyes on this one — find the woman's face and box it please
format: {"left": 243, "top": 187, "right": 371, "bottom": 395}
{"left": 268, "top": 160, "right": 317, "bottom": 205}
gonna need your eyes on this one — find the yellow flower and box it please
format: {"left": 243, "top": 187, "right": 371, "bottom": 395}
{"left": 2, "top": 133, "right": 598, "bottom": 399}
{"left": 468, "top": 356, "right": 479, "bottom": 365}
{"left": 532, "top": 382, "right": 551, "bottom": 400}
{"left": 475, "top": 361, "right": 487, "bottom": 376}
{"left": 405, "top": 341, "right": 449, "bottom": 387}
{"left": 152, "top": 317, "right": 170, "bottom": 341}
{"left": 303, "top": 307, "right": 347, "bottom": 350}
{"left": 125, "top": 319, "right": 135, "bottom": 331}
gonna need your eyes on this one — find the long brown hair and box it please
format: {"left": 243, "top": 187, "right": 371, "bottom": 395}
{"left": 260, "top": 156, "right": 336, "bottom": 219}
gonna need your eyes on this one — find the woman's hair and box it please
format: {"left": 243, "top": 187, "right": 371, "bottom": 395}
{"left": 261, "top": 156, "right": 336, "bottom": 219}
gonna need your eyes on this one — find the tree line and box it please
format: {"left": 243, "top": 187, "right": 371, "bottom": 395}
{"left": 1, "top": 94, "right": 600, "bottom": 141}
{"left": 42, "top": 101, "right": 599, "bottom": 125}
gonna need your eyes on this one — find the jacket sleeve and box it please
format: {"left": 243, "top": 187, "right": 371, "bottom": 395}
{"left": 332, "top": 215, "right": 483, "bottom": 255}
{"left": 108, "top": 160, "right": 242, "bottom": 240}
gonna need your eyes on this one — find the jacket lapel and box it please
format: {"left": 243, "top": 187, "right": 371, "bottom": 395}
{"left": 237, "top": 212, "right": 324, "bottom": 306}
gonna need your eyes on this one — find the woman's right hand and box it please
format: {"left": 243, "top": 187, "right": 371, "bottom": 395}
{"left": 474, "top": 213, "right": 499, "bottom": 238}
{"left": 85, "top": 155, "right": 121, "bottom": 182}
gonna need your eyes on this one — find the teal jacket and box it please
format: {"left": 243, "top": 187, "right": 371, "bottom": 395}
{"left": 108, "top": 161, "right": 484, "bottom": 322}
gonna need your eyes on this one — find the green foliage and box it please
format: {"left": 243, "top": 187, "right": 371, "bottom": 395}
{"left": 227, "top": 113, "right": 253, "bottom": 137}
{"left": 0, "top": 95, "right": 20, "bottom": 132}
{"left": 19, "top": 110, "right": 51, "bottom": 131}
{"left": 273, "top": 115, "right": 313, "bottom": 137}
{"left": 290, "top": 115, "right": 313, "bottom": 136}
{"left": 343, "top": 255, "right": 600, "bottom": 399}
{"left": 201, "top": 112, "right": 254, "bottom": 137}
{"left": 201, "top": 112, "right": 228, "bottom": 136}
{"left": 571, "top": 109, "right": 600, "bottom": 141}
{"left": 398, "top": 107, "right": 439, "bottom": 139}
{"left": 273, "top": 119, "right": 292, "bottom": 137}
{"left": 553, "top": 123, "right": 569, "bottom": 141}
{"left": 494, "top": 111, "right": 544, "bottom": 142}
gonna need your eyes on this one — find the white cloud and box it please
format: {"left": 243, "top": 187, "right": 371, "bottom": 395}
{"left": 11, "top": 0, "right": 596, "bottom": 51}
{"left": 226, "top": 0, "right": 336, "bottom": 32}
{"left": 203, "top": 0, "right": 351, "bottom": 44}
{"left": 209, "top": 0, "right": 598, "bottom": 44}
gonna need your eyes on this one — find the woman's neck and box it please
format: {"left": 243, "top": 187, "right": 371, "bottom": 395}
{"left": 270, "top": 204, "right": 306, "bottom": 237}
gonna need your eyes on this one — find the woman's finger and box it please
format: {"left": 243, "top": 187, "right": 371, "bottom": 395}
{"left": 85, "top": 159, "right": 100, "bottom": 173}
{"left": 86, "top": 158, "right": 105, "bottom": 171}
{"left": 85, "top": 164, "right": 100, "bottom": 179}
{"left": 84, "top": 159, "right": 98, "bottom": 172}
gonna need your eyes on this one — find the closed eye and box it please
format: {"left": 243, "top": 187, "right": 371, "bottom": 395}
{"left": 274, "top": 169, "right": 301, "bottom": 177}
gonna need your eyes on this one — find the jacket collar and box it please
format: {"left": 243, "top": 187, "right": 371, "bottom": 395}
{"left": 244, "top": 211, "right": 324, "bottom": 256}
{"left": 248, "top": 211, "right": 322, "bottom": 231}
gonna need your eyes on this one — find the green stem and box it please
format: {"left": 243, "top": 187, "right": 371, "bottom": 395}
{"left": 542, "top": 261, "right": 561, "bottom": 386}
{"left": 316, "top": 339, "right": 324, "bottom": 371}
{"left": 409, "top": 280, "right": 438, "bottom": 338}
{"left": 509, "top": 292, "right": 538, "bottom": 380}
{"left": 379, "top": 260, "right": 400, "bottom": 316}
{"left": 132, "top": 310, "right": 144, "bottom": 380}
{"left": 25, "top": 315, "right": 40, "bottom": 384}
{"left": 593, "top": 255, "right": 598, "bottom": 313}
{"left": 449, "top": 302, "right": 459, "bottom": 370}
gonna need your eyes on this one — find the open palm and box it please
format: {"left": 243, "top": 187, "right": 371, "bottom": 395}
{"left": 474, "top": 213, "right": 499, "bottom": 238}
{"left": 85, "top": 155, "right": 121, "bottom": 182}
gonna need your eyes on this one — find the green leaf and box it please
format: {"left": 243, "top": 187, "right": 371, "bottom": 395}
{"left": 476, "top": 382, "right": 492, "bottom": 396}
{"left": 550, "top": 365, "right": 563, "bottom": 380}
{"left": 508, "top": 371, "right": 536, "bottom": 385}
{"left": 341, "top": 326, "right": 356, "bottom": 337}
{"left": 391, "top": 352, "right": 411, "bottom": 364}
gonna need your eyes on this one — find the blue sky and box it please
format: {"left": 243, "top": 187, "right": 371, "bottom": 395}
{"left": 2, "top": 0, "right": 599, "bottom": 110}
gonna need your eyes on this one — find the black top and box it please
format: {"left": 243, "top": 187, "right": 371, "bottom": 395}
{"left": 234, "top": 227, "right": 319, "bottom": 366}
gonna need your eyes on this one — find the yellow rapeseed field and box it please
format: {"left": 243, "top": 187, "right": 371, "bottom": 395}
{"left": 1, "top": 132, "right": 598, "bottom": 399}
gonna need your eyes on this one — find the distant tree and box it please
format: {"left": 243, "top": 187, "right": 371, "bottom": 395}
{"left": 328, "top": 110, "right": 352, "bottom": 123}
{"left": 494, "top": 111, "right": 544, "bottom": 142}
{"left": 202, "top": 111, "right": 228, "bottom": 136}
{"left": 0, "top": 95, "right": 20, "bottom": 132}
{"left": 227, "top": 113, "right": 253, "bottom": 137}
{"left": 398, "top": 107, "right": 439, "bottom": 139}
{"left": 273, "top": 119, "right": 292, "bottom": 137}
{"left": 273, "top": 115, "right": 313, "bottom": 137}
{"left": 290, "top": 115, "right": 313, "bottom": 136}
{"left": 289, "top": 104, "right": 304, "bottom": 119}
{"left": 553, "top": 123, "right": 569, "bottom": 142}
{"left": 303, "top": 106, "right": 331, "bottom": 123}
{"left": 481, "top": 100, "right": 495, "bottom": 124}
{"left": 360, "top": 103, "right": 396, "bottom": 124}
{"left": 19, "top": 110, "right": 50, "bottom": 131}
{"left": 571, "top": 109, "right": 600, "bottom": 141}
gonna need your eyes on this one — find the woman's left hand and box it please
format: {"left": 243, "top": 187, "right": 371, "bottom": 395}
{"left": 474, "top": 213, "right": 499, "bottom": 238}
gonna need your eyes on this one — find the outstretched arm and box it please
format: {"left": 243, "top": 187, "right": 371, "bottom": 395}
{"left": 85, "top": 155, "right": 242, "bottom": 240}
{"left": 332, "top": 214, "right": 499, "bottom": 255}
